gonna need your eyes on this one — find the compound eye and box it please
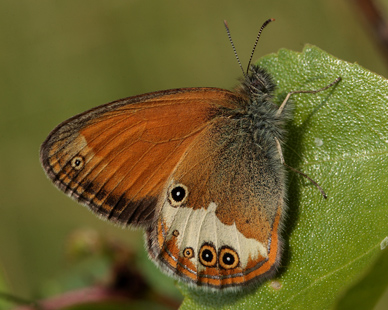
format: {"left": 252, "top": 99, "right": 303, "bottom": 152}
{"left": 219, "top": 246, "right": 239, "bottom": 269}
{"left": 199, "top": 243, "right": 217, "bottom": 267}
{"left": 168, "top": 183, "right": 188, "bottom": 207}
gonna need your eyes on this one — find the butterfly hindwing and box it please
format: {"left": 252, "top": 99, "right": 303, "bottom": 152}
{"left": 148, "top": 114, "right": 285, "bottom": 288}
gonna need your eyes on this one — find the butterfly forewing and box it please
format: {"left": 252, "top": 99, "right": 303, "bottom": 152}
{"left": 40, "top": 88, "right": 240, "bottom": 227}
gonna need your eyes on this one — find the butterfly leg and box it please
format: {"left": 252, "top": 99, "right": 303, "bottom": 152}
{"left": 276, "top": 77, "right": 341, "bottom": 116}
{"left": 274, "top": 137, "right": 327, "bottom": 198}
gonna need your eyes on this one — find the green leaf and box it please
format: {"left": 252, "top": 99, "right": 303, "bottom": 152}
{"left": 179, "top": 46, "right": 388, "bottom": 309}
{"left": 334, "top": 246, "right": 388, "bottom": 310}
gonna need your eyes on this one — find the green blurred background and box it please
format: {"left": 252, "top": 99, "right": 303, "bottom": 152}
{"left": 1, "top": 0, "right": 388, "bottom": 309}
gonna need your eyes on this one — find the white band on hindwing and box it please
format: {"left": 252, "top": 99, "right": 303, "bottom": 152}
{"left": 160, "top": 200, "right": 268, "bottom": 270}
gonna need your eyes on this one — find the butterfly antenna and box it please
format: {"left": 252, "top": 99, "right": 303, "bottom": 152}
{"left": 246, "top": 18, "right": 275, "bottom": 75}
{"left": 224, "top": 20, "right": 246, "bottom": 79}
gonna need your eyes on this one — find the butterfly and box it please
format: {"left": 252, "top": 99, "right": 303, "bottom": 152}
{"left": 40, "top": 19, "right": 340, "bottom": 290}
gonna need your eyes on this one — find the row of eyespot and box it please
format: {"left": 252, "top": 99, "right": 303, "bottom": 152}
{"left": 182, "top": 243, "right": 240, "bottom": 270}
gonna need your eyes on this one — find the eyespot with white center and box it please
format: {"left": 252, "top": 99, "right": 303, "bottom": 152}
{"left": 71, "top": 156, "right": 84, "bottom": 170}
{"left": 199, "top": 243, "right": 217, "bottom": 267}
{"left": 219, "top": 246, "right": 239, "bottom": 269}
{"left": 183, "top": 247, "right": 194, "bottom": 259}
{"left": 168, "top": 183, "right": 188, "bottom": 207}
